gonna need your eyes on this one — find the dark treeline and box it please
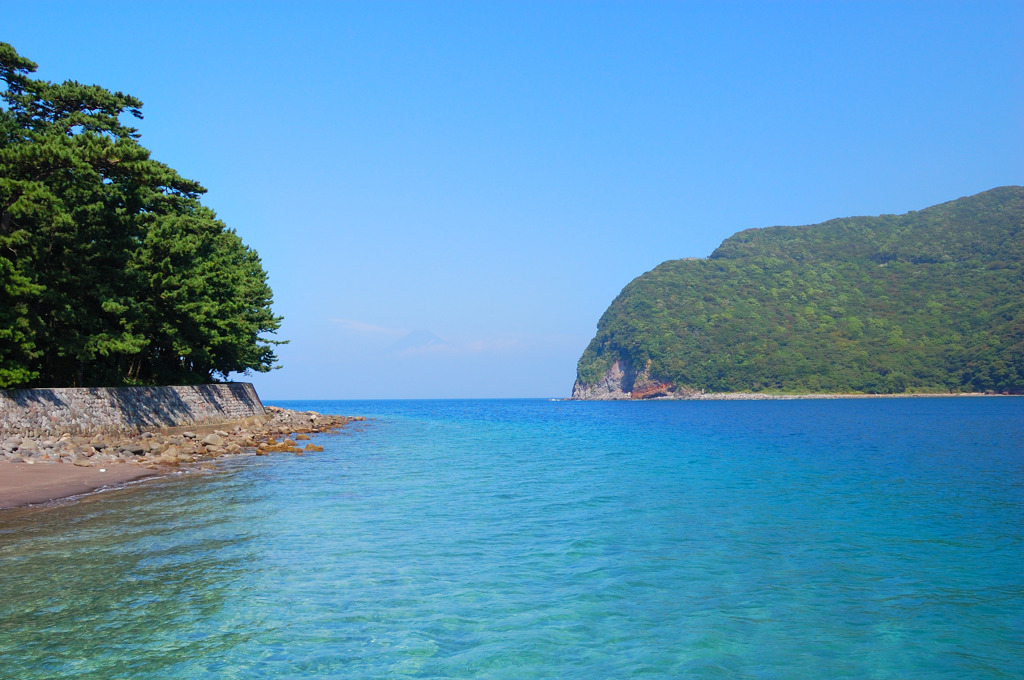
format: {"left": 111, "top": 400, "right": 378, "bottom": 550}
{"left": 0, "top": 43, "right": 282, "bottom": 388}
{"left": 577, "top": 186, "right": 1024, "bottom": 394}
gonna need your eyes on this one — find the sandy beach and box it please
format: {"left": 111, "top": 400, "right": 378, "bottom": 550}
{"left": 0, "top": 460, "right": 159, "bottom": 509}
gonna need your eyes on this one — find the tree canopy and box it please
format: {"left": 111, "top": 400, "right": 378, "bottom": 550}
{"left": 0, "top": 43, "right": 282, "bottom": 388}
{"left": 577, "top": 186, "right": 1024, "bottom": 395}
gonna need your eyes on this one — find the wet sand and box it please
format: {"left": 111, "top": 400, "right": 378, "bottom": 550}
{"left": 0, "top": 461, "right": 159, "bottom": 509}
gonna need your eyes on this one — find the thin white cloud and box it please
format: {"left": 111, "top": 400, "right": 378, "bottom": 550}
{"left": 330, "top": 318, "right": 407, "bottom": 336}
{"left": 330, "top": 322, "right": 587, "bottom": 359}
{"left": 395, "top": 343, "right": 458, "bottom": 357}
{"left": 463, "top": 338, "right": 522, "bottom": 353}
{"left": 392, "top": 335, "right": 525, "bottom": 358}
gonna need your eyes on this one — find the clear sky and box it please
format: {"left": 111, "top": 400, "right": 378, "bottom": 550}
{"left": 6, "top": 1, "right": 1023, "bottom": 399}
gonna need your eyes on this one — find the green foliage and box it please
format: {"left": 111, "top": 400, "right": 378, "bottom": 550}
{"left": 0, "top": 43, "right": 282, "bottom": 388}
{"left": 577, "top": 187, "right": 1024, "bottom": 394}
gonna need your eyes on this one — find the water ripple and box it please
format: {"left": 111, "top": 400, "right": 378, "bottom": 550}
{"left": 1, "top": 398, "right": 1022, "bottom": 678}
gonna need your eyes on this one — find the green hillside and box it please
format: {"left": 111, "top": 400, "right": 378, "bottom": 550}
{"left": 575, "top": 187, "right": 1024, "bottom": 396}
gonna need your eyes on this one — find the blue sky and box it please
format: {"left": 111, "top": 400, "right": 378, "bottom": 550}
{"left": 6, "top": 1, "right": 1023, "bottom": 398}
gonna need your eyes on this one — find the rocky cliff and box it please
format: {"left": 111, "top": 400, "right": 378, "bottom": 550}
{"left": 571, "top": 359, "right": 694, "bottom": 400}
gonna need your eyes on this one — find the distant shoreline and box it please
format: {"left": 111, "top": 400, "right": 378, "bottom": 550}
{"left": 569, "top": 391, "right": 1018, "bottom": 401}
{"left": 661, "top": 391, "right": 1013, "bottom": 400}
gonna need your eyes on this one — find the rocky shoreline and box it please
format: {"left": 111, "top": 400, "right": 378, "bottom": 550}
{"left": 570, "top": 390, "right": 1004, "bottom": 401}
{"left": 0, "top": 406, "right": 364, "bottom": 509}
{"left": 571, "top": 360, "right": 1011, "bottom": 400}
{"left": 610, "top": 391, "right": 1003, "bottom": 400}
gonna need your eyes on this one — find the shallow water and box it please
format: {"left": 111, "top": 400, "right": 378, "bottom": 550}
{"left": 1, "top": 398, "right": 1022, "bottom": 678}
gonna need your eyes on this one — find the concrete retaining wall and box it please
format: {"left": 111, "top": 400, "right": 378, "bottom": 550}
{"left": 0, "top": 384, "right": 266, "bottom": 436}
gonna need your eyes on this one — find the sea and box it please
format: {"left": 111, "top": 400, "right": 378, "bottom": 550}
{"left": 0, "top": 398, "right": 1021, "bottom": 679}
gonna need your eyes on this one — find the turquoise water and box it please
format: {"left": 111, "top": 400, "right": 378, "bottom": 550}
{"left": 1, "top": 398, "right": 1022, "bottom": 678}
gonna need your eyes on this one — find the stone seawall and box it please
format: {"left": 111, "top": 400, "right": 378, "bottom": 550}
{"left": 0, "top": 384, "right": 266, "bottom": 436}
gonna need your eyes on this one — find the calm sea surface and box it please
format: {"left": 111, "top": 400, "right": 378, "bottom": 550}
{"left": 1, "top": 398, "right": 1022, "bottom": 678}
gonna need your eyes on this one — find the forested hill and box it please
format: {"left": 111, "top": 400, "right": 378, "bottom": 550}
{"left": 574, "top": 186, "right": 1024, "bottom": 398}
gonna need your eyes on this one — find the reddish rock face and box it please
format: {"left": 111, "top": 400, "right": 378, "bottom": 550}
{"left": 574, "top": 359, "right": 708, "bottom": 400}
{"left": 573, "top": 358, "right": 678, "bottom": 400}
{"left": 630, "top": 382, "right": 674, "bottom": 400}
